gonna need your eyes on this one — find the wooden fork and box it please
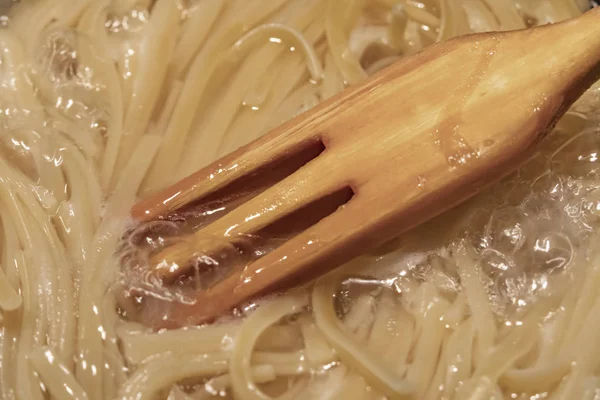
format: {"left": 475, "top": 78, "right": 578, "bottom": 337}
{"left": 131, "top": 7, "right": 600, "bottom": 329}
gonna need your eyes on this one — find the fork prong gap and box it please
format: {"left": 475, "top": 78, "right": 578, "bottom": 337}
{"left": 256, "top": 185, "right": 355, "bottom": 245}
{"left": 175, "top": 138, "right": 326, "bottom": 218}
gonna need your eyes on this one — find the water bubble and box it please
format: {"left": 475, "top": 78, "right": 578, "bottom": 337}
{"left": 33, "top": 28, "right": 110, "bottom": 132}
{"left": 530, "top": 171, "right": 565, "bottom": 202}
{"left": 551, "top": 128, "right": 600, "bottom": 179}
{"left": 517, "top": 152, "right": 550, "bottom": 183}
{"left": 457, "top": 207, "right": 493, "bottom": 252}
{"left": 529, "top": 232, "right": 573, "bottom": 273}
{"left": 105, "top": 5, "right": 149, "bottom": 34}
{"left": 580, "top": 187, "right": 600, "bottom": 225}
{"left": 490, "top": 272, "right": 531, "bottom": 314}
{"left": 485, "top": 207, "right": 532, "bottom": 254}
{"left": 480, "top": 248, "right": 514, "bottom": 278}
{"left": 184, "top": 235, "right": 248, "bottom": 291}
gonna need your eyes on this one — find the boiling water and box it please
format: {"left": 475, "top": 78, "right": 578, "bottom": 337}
{"left": 1, "top": 1, "right": 600, "bottom": 399}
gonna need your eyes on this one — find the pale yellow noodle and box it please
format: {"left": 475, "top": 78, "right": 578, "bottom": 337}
{"left": 442, "top": 320, "right": 475, "bottom": 398}
{"left": 402, "top": 21, "right": 425, "bottom": 55}
{"left": 558, "top": 256, "right": 600, "bottom": 357}
{"left": 313, "top": 276, "right": 414, "bottom": 398}
{"left": 101, "top": 286, "right": 129, "bottom": 397}
{"left": 0, "top": 267, "right": 20, "bottom": 312}
{"left": 403, "top": 285, "right": 449, "bottom": 398}
{"left": 441, "top": 293, "right": 468, "bottom": 329}
{"left": 220, "top": 18, "right": 325, "bottom": 155}
{"left": 438, "top": 0, "right": 472, "bottom": 40}
{"left": 516, "top": 0, "right": 581, "bottom": 24}
{"left": 206, "top": 365, "right": 277, "bottom": 394}
{"left": 366, "top": 55, "right": 402, "bottom": 74}
{"left": 242, "top": 61, "right": 287, "bottom": 109}
{"left": 375, "top": 310, "right": 410, "bottom": 373}
{"left": 266, "top": 81, "right": 321, "bottom": 130}
{"left": 301, "top": 317, "right": 337, "bottom": 366}
{"left": 114, "top": 38, "right": 140, "bottom": 115}
{"left": 30, "top": 134, "right": 68, "bottom": 206}
{"left": 386, "top": 304, "right": 415, "bottom": 374}
{"left": 462, "top": 0, "right": 500, "bottom": 32}
{"left": 255, "top": 324, "right": 305, "bottom": 352}
{"left": 113, "top": 0, "right": 179, "bottom": 186}
{"left": 535, "top": 250, "right": 591, "bottom": 363}
{"left": 331, "top": 372, "right": 379, "bottom": 400}
{"left": 321, "top": 52, "right": 345, "bottom": 100}
{"left": 178, "top": 17, "right": 323, "bottom": 174}
{"left": 46, "top": 111, "right": 103, "bottom": 163}
{"left": 0, "top": 31, "right": 39, "bottom": 110}
{"left": 29, "top": 346, "right": 91, "bottom": 400}
{"left": 178, "top": 0, "right": 324, "bottom": 167}
{"left": 10, "top": 0, "right": 92, "bottom": 53}
{"left": 553, "top": 294, "right": 600, "bottom": 399}
{"left": 76, "top": 134, "right": 161, "bottom": 399}
{"left": 57, "top": 158, "right": 94, "bottom": 268}
{"left": 296, "top": 365, "right": 348, "bottom": 400}
{"left": 500, "top": 362, "right": 570, "bottom": 393}
{"left": 457, "top": 376, "right": 504, "bottom": 400}
{"left": 119, "top": 353, "right": 231, "bottom": 400}
{"left": 229, "top": 293, "right": 308, "bottom": 400}
{"left": 46, "top": 0, "right": 97, "bottom": 31}
{"left": 343, "top": 0, "right": 367, "bottom": 34}
{"left": 457, "top": 305, "right": 549, "bottom": 398}
{"left": 0, "top": 192, "right": 45, "bottom": 400}
{"left": 143, "top": 0, "right": 288, "bottom": 192}
{"left": 0, "top": 214, "right": 25, "bottom": 399}
{"left": 387, "top": 5, "right": 409, "bottom": 53}
{"left": 455, "top": 249, "right": 497, "bottom": 366}
{"left": 219, "top": 57, "right": 307, "bottom": 154}
{"left": 0, "top": 160, "right": 76, "bottom": 363}
{"left": 154, "top": 80, "right": 183, "bottom": 137}
{"left": 325, "top": 0, "right": 367, "bottom": 84}
{"left": 117, "top": 322, "right": 240, "bottom": 364}
{"left": 423, "top": 334, "right": 451, "bottom": 400}
{"left": 349, "top": 28, "right": 392, "bottom": 59}
{"left": 253, "top": 350, "right": 310, "bottom": 375}
{"left": 344, "top": 294, "right": 377, "bottom": 339}
{"left": 483, "top": 0, "right": 526, "bottom": 30}
{"left": 167, "top": 386, "right": 200, "bottom": 400}
{"left": 402, "top": 2, "right": 441, "bottom": 27}
{"left": 77, "top": 0, "right": 125, "bottom": 190}
{"left": 368, "top": 293, "right": 398, "bottom": 357}
{"left": 170, "top": 0, "right": 228, "bottom": 81}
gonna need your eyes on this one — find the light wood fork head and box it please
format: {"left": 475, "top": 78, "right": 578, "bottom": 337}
{"left": 130, "top": 7, "right": 600, "bottom": 329}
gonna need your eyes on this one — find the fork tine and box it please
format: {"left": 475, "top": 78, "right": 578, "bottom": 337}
{"left": 149, "top": 152, "right": 351, "bottom": 281}
{"left": 145, "top": 194, "right": 371, "bottom": 328}
{"left": 132, "top": 133, "right": 319, "bottom": 222}
{"left": 222, "top": 195, "right": 372, "bottom": 302}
